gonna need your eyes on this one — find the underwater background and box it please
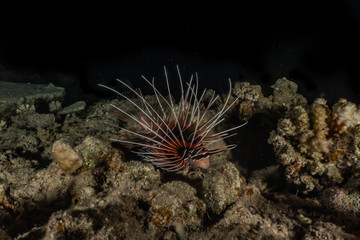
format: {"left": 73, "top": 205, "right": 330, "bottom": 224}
{"left": 1, "top": 2, "right": 359, "bottom": 105}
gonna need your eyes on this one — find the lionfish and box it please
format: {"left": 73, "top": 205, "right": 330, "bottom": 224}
{"left": 99, "top": 66, "right": 245, "bottom": 173}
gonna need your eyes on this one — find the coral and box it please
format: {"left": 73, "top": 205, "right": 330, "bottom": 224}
{"left": 332, "top": 98, "right": 360, "bottom": 132}
{"left": 0, "top": 110, "right": 62, "bottom": 161}
{"left": 75, "top": 136, "right": 113, "bottom": 169}
{"left": 321, "top": 187, "right": 360, "bottom": 219}
{"left": 190, "top": 185, "right": 301, "bottom": 239}
{"left": 0, "top": 229, "right": 11, "bottom": 240}
{"left": 151, "top": 206, "right": 173, "bottom": 227}
{"left": 303, "top": 221, "right": 359, "bottom": 240}
{"left": 308, "top": 98, "right": 333, "bottom": 159}
{"left": 230, "top": 78, "right": 307, "bottom": 122}
{"left": 26, "top": 113, "right": 55, "bottom": 129}
{"left": 0, "top": 81, "right": 65, "bottom": 118}
{"left": 269, "top": 77, "right": 307, "bottom": 111}
{"left": 233, "top": 82, "right": 264, "bottom": 121}
{"left": 233, "top": 82, "right": 263, "bottom": 102}
{"left": 48, "top": 100, "right": 62, "bottom": 113}
{"left": 147, "top": 181, "right": 206, "bottom": 234}
{"left": 108, "top": 160, "right": 161, "bottom": 196}
{"left": 16, "top": 103, "right": 35, "bottom": 114}
{"left": 254, "top": 77, "right": 307, "bottom": 116}
{"left": 12, "top": 162, "right": 75, "bottom": 205}
{"left": 52, "top": 140, "right": 83, "bottom": 174}
{"left": 269, "top": 97, "right": 360, "bottom": 194}
{"left": 0, "top": 119, "right": 7, "bottom": 131}
{"left": 42, "top": 197, "right": 149, "bottom": 239}
{"left": 58, "top": 99, "right": 120, "bottom": 145}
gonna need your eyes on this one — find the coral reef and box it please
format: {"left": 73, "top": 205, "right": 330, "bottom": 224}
{"left": 1, "top": 75, "right": 360, "bottom": 239}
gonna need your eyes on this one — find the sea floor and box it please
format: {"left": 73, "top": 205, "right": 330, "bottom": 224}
{"left": 0, "top": 78, "right": 359, "bottom": 239}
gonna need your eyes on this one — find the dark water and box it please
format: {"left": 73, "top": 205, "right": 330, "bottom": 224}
{"left": 1, "top": 1, "right": 359, "bottom": 105}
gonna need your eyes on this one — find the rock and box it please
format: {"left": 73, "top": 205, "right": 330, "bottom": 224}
{"left": 0, "top": 81, "right": 65, "bottom": 118}
{"left": 147, "top": 181, "right": 206, "bottom": 236}
{"left": 58, "top": 101, "right": 86, "bottom": 115}
{"left": 202, "top": 162, "right": 243, "bottom": 214}
{"left": 26, "top": 113, "right": 55, "bottom": 129}
{"left": 52, "top": 140, "right": 83, "bottom": 174}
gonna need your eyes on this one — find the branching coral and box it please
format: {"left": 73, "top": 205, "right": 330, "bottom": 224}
{"left": 269, "top": 98, "right": 360, "bottom": 194}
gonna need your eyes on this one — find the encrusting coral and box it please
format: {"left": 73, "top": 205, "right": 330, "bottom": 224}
{"left": 321, "top": 187, "right": 360, "bottom": 218}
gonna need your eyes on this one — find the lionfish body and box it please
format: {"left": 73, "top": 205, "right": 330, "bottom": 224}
{"left": 99, "top": 66, "right": 244, "bottom": 173}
